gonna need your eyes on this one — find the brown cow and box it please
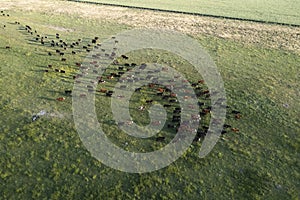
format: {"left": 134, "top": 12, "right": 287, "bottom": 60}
{"left": 231, "top": 128, "right": 239, "bottom": 133}
{"left": 235, "top": 114, "right": 242, "bottom": 119}
{"left": 99, "top": 88, "right": 107, "bottom": 93}
{"left": 157, "top": 88, "right": 164, "bottom": 93}
{"left": 56, "top": 97, "right": 65, "bottom": 101}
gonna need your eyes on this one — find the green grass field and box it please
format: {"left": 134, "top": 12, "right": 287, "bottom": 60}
{"left": 74, "top": 0, "right": 300, "bottom": 25}
{"left": 0, "top": 5, "right": 299, "bottom": 200}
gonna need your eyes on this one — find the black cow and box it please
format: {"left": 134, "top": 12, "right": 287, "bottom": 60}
{"left": 198, "top": 102, "right": 205, "bottom": 107}
{"left": 172, "top": 118, "right": 180, "bottom": 123}
{"left": 167, "top": 124, "right": 177, "bottom": 129}
{"left": 65, "top": 90, "right": 72, "bottom": 95}
{"left": 172, "top": 116, "right": 180, "bottom": 121}
{"left": 162, "top": 95, "right": 169, "bottom": 100}
{"left": 121, "top": 55, "right": 129, "bottom": 59}
{"left": 223, "top": 124, "right": 232, "bottom": 128}
{"left": 135, "top": 88, "right": 141, "bottom": 92}
{"left": 25, "top": 25, "right": 31, "bottom": 30}
{"left": 146, "top": 100, "right": 153, "bottom": 104}
{"left": 106, "top": 92, "right": 113, "bottom": 97}
{"left": 156, "top": 136, "right": 165, "bottom": 142}
{"left": 139, "top": 64, "right": 147, "bottom": 69}
{"left": 173, "top": 109, "right": 181, "bottom": 114}
{"left": 232, "top": 110, "right": 241, "bottom": 114}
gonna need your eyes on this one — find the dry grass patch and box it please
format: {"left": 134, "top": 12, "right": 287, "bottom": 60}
{"left": 1, "top": 0, "right": 300, "bottom": 53}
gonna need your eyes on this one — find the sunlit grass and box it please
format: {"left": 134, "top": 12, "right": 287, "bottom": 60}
{"left": 0, "top": 9, "right": 299, "bottom": 199}
{"left": 74, "top": 0, "right": 300, "bottom": 25}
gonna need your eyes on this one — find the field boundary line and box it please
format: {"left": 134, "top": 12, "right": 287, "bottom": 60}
{"left": 67, "top": 0, "right": 300, "bottom": 27}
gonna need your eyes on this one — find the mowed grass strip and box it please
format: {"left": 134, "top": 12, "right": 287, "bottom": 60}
{"left": 0, "top": 9, "right": 299, "bottom": 199}
{"left": 74, "top": 0, "right": 300, "bottom": 25}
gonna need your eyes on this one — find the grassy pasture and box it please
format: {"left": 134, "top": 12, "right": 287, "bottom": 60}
{"left": 74, "top": 0, "right": 300, "bottom": 25}
{"left": 0, "top": 7, "right": 299, "bottom": 200}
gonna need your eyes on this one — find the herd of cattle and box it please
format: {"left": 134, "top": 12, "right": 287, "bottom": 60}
{"left": 2, "top": 10, "right": 240, "bottom": 143}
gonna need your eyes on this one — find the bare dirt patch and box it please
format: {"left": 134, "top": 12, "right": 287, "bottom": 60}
{"left": 1, "top": 0, "right": 300, "bottom": 53}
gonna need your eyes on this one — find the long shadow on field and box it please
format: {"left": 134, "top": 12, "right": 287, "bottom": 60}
{"left": 47, "top": 90, "right": 66, "bottom": 96}
{"left": 30, "top": 69, "right": 48, "bottom": 73}
{"left": 38, "top": 96, "right": 56, "bottom": 101}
